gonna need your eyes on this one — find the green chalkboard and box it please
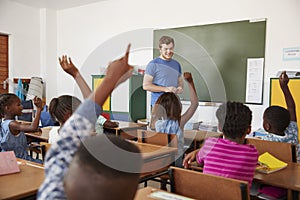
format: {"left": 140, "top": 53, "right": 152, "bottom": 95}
{"left": 153, "top": 19, "right": 266, "bottom": 104}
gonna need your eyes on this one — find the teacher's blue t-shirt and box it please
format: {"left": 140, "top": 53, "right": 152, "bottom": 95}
{"left": 145, "top": 57, "right": 182, "bottom": 106}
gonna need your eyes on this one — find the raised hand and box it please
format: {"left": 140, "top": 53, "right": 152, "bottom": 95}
{"left": 279, "top": 71, "right": 289, "bottom": 89}
{"left": 58, "top": 55, "right": 79, "bottom": 78}
{"left": 105, "top": 44, "right": 134, "bottom": 86}
{"left": 33, "top": 96, "right": 43, "bottom": 110}
{"left": 184, "top": 72, "right": 193, "bottom": 83}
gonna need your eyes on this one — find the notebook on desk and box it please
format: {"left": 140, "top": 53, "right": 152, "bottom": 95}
{"left": 0, "top": 151, "right": 20, "bottom": 175}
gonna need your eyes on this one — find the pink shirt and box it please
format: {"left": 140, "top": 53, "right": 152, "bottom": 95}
{"left": 196, "top": 137, "right": 258, "bottom": 186}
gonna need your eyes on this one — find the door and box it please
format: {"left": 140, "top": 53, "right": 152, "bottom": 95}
{"left": 0, "top": 34, "right": 8, "bottom": 94}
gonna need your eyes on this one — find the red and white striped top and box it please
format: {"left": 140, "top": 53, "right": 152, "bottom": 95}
{"left": 196, "top": 137, "right": 258, "bottom": 186}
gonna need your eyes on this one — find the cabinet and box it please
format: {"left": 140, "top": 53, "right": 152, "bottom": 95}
{"left": 92, "top": 75, "right": 146, "bottom": 122}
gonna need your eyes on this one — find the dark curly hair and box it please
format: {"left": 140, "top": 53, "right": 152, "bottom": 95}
{"left": 216, "top": 101, "right": 252, "bottom": 139}
{"left": 263, "top": 106, "right": 290, "bottom": 133}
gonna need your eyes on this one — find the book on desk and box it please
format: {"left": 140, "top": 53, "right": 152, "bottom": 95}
{"left": 256, "top": 152, "right": 288, "bottom": 174}
{"left": 0, "top": 151, "right": 20, "bottom": 175}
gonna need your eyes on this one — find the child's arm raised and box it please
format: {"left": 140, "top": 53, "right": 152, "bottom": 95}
{"left": 38, "top": 45, "right": 133, "bottom": 199}
{"left": 180, "top": 72, "right": 199, "bottom": 129}
{"left": 59, "top": 55, "right": 92, "bottom": 99}
{"left": 280, "top": 71, "right": 296, "bottom": 122}
{"left": 89, "top": 44, "right": 133, "bottom": 105}
{"left": 10, "top": 96, "right": 42, "bottom": 134}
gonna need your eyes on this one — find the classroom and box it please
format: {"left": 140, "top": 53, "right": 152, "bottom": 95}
{"left": 1, "top": 0, "right": 300, "bottom": 199}
{"left": 1, "top": 0, "right": 300, "bottom": 130}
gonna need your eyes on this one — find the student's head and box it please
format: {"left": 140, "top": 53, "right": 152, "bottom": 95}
{"left": 152, "top": 92, "right": 182, "bottom": 122}
{"left": 216, "top": 101, "right": 252, "bottom": 140}
{"left": 64, "top": 134, "right": 142, "bottom": 200}
{"left": 0, "top": 93, "right": 22, "bottom": 117}
{"left": 49, "top": 95, "right": 81, "bottom": 125}
{"left": 159, "top": 36, "right": 175, "bottom": 60}
{"left": 263, "top": 106, "right": 290, "bottom": 134}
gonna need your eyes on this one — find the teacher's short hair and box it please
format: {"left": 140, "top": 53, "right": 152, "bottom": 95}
{"left": 159, "top": 36, "right": 175, "bottom": 48}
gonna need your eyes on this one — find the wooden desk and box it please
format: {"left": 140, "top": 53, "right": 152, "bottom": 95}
{"left": 134, "top": 186, "right": 194, "bottom": 200}
{"left": 0, "top": 159, "right": 45, "bottom": 200}
{"left": 104, "top": 120, "right": 147, "bottom": 139}
{"left": 184, "top": 130, "right": 222, "bottom": 150}
{"left": 134, "top": 142, "right": 177, "bottom": 182}
{"left": 25, "top": 127, "right": 51, "bottom": 142}
{"left": 254, "top": 162, "right": 300, "bottom": 200}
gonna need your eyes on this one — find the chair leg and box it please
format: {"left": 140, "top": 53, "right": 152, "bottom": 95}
{"left": 160, "top": 178, "right": 168, "bottom": 191}
{"left": 144, "top": 181, "right": 148, "bottom": 187}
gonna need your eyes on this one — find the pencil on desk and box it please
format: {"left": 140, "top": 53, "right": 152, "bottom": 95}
{"left": 26, "top": 162, "right": 44, "bottom": 169}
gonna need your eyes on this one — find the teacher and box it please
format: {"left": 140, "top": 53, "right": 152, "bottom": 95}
{"left": 143, "top": 35, "right": 183, "bottom": 107}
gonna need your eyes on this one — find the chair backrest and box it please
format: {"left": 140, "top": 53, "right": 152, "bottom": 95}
{"left": 40, "top": 142, "right": 51, "bottom": 161}
{"left": 169, "top": 167, "right": 249, "bottom": 200}
{"left": 17, "top": 100, "right": 33, "bottom": 122}
{"left": 246, "top": 138, "right": 297, "bottom": 163}
{"left": 137, "top": 129, "right": 178, "bottom": 148}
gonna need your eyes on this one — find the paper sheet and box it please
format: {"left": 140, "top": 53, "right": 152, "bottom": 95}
{"left": 245, "top": 58, "right": 264, "bottom": 104}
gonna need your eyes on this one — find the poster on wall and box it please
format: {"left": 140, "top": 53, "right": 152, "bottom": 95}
{"left": 245, "top": 58, "right": 264, "bottom": 104}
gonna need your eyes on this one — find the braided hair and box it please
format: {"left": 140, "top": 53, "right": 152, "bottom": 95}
{"left": 216, "top": 101, "right": 252, "bottom": 139}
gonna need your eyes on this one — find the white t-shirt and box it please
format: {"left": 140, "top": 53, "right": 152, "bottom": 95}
{"left": 48, "top": 126, "right": 60, "bottom": 144}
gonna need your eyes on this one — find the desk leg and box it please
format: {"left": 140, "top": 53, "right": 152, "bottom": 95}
{"left": 292, "top": 190, "right": 298, "bottom": 200}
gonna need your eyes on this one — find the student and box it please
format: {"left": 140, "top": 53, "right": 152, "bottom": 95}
{"left": 0, "top": 94, "right": 43, "bottom": 163}
{"left": 143, "top": 35, "right": 184, "bottom": 108}
{"left": 48, "top": 95, "right": 81, "bottom": 144}
{"left": 150, "top": 72, "right": 199, "bottom": 167}
{"left": 255, "top": 71, "right": 298, "bottom": 146}
{"left": 64, "top": 134, "right": 142, "bottom": 200}
{"left": 251, "top": 71, "right": 298, "bottom": 199}
{"left": 183, "top": 102, "right": 259, "bottom": 187}
{"left": 58, "top": 55, "right": 119, "bottom": 132}
{"left": 37, "top": 44, "right": 141, "bottom": 199}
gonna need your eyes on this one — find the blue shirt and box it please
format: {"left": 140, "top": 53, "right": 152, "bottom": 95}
{"left": 145, "top": 57, "right": 182, "bottom": 106}
{"left": 257, "top": 121, "right": 300, "bottom": 163}
{"left": 1, "top": 119, "right": 42, "bottom": 163}
{"left": 37, "top": 100, "right": 102, "bottom": 199}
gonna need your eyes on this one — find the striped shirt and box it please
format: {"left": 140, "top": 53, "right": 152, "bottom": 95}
{"left": 196, "top": 137, "right": 258, "bottom": 186}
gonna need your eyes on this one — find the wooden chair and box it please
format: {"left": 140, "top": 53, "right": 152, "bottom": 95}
{"left": 137, "top": 129, "right": 178, "bottom": 148}
{"left": 169, "top": 166, "right": 250, "bottom": 200}
{"left": 137, "top": 129, "right": 178, "bottom": 189}
{"left": 246, "top": 138, "right": 297, "bottom": 163}
{"left": 40, "top": 142, "right": 51, "bottom": 161}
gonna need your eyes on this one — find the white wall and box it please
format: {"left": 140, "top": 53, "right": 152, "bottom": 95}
{"left": 0, "top": 0, "right": 41, "bottom": 82}
{"left": 56, "top": 0, "right": 300, "bottom": 130}
{"left": 2, "top": 0, "right": 300, "bottom": 131}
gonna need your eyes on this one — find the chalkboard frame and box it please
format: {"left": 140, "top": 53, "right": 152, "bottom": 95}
{"left": 153, "top": 19, "right": 266, "bottom": 104}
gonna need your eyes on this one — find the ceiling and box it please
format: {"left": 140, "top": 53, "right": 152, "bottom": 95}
{"left": 9, "top": 0, "right": 107, "bottom": 10}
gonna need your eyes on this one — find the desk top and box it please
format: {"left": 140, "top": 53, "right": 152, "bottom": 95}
{"left": 134, "top": 186, "right": 194, "bottom": 200}
{"left": 0, "top": 159, "right": 44, "bottom": 200}
{"left": 25, "top": 126, "right": 52, "bottom": 142}
{"left": 134, "top": 142, "right": 177, "bottom": 176}
{"left": 134, "top": 142, "right": 177, "bottom": 160}
{"left": 105, "top": 120, "right": 148, "bottom": 130}
{"left": 184, "top": 130, "right": 222, "bottom": 141}
{"left": 254, "top": 162, "right": 300, "bottom": 192}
